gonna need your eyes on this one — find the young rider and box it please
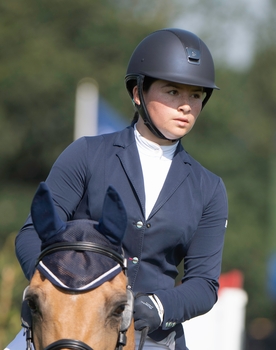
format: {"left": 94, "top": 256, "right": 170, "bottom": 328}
{"left": 8, "top": 28, "right": 228, "bottom": 350}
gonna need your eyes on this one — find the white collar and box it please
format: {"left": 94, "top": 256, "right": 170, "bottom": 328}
{"left": 134, "top": 124, "right": 178, "bottom": 160}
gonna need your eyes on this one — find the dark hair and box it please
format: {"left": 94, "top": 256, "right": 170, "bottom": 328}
{"left": 131, "top": 76, "right": 157, "bottom": 124}
{"left": 143, "top": 76, "right": 157, "bottom": 92}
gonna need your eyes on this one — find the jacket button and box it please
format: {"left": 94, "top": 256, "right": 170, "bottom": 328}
{"left": 146, "top": 223, "right": 151, "bottom": 228}
{"left": 136, "top": 221, "right": 143, "bottom": 229}
{"left": 132, "top": 257, "right": 139, "bottom": 264}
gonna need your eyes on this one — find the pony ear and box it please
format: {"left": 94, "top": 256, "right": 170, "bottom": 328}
{"left": 31, "top": 182, "right": 66, "bottom": 242}
{"left": 97, "top": 186, "right": 127, "bottom": 245}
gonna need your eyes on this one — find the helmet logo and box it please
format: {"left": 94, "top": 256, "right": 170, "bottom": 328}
{"left": 186, "top": 47, "right": 200, "bottom": 65}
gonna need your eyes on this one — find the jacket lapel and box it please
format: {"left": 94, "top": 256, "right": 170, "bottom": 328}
{"left": 114, "top": 127, "right": 146, "bottom": 215}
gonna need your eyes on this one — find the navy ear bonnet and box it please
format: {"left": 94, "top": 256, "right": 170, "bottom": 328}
{"left": 31, "top": 182, "right": 127, "bottom": 291}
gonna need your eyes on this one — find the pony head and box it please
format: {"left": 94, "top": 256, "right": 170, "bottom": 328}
{"left": 30, "top": 182, "right": 128, "bottom": 291}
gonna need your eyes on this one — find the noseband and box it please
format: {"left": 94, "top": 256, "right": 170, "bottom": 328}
{"left": 22, "top": 241, "right": 130, "bottom": 350}
{"left": 44, "top": 339, "right": 93, "bottom": 350}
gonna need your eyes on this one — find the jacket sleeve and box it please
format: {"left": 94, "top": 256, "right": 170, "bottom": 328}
{"left": 154, "top": 178, "right": 228, "bottom": 329}
{"left": 15, "top": 137, "right": 91, "bottom": 280}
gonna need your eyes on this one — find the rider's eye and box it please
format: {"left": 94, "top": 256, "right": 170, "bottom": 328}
{"left": 191, "top": 92, "right": 204, "bottom": 100}
{"left": 168, "top": 90, "right": 178, "bottom": 95}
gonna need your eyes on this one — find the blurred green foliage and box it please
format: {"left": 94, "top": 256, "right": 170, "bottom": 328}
{"left": 1, "top": 0, "right": 276, "bottom": 347}
{"left": 0, "top": 233, "right": 28, "bottom": 347}
{"left": 0, "top": 0, "right": 174, "bottom": 182}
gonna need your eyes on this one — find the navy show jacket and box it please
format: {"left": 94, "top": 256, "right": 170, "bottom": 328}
{"left": 16, "top": 125, "right": 228, "bottom": 348}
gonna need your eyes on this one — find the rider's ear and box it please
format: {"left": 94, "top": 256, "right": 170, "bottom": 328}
{"left": 132, "top": 86, "right": 140, "bottom": 105}
{"left": 96, "top": 186, "right": 127, "bottom": 245}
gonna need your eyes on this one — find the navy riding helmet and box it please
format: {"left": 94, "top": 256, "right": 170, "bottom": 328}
{"left": 125, "top": 28, "right": 219, "bottom": 140}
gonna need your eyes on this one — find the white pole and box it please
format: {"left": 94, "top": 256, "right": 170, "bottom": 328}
{"left": 74, "top": 78, "right": 99, "bottom": 140}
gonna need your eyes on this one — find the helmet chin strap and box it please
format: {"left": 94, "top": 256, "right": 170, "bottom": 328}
{"left": 135, "top": 76, "right": 179, "bottom": 142}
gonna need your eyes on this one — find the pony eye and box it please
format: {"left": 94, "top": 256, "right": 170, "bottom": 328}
{"left": 113, "top": 304, "right": 125, "bottom": 317}
{"left": 27, "top": 299, "right": 38, "bottom": 312}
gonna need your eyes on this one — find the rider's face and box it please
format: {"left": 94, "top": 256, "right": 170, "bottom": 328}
{"left": 133, "top": 79, "right": 204, "bottom": 145}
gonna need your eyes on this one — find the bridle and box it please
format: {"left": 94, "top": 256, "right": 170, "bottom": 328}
{"left": 22, "top": 241, "right": 134, "bottom": 350}
{"left": 44, "top": 339, "right": 93, "bottom": 350}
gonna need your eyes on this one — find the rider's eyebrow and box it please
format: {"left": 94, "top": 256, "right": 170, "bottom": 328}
{"left": 160, "top": 82, "right": 178, "bottom": 89}
{"left": 160, "top": 82, "right": 203, "bottom": 92}
{"left": 191, "top": 87, "right": 204, "bottom": 92}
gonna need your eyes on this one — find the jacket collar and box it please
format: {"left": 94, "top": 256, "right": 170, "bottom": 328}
{"left": 114, "top": 126, "right": 192, "bottom": 218}
{"left": 113, "top": 125, "right": 192, "bottom": 165}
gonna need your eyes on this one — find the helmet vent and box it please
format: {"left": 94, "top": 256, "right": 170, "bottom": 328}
{"left": 186, "top": 47, "right": 200, "bottom": 65}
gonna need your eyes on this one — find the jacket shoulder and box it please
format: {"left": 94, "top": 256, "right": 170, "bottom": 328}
{"left": 182, "top": 148, "right": 221, "bottom": 182}
{"left": 179, "top": 148, "right": 227, "bottom": 204}
{"left": 83, "top": 125, "right": 134, "bottom": 148}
